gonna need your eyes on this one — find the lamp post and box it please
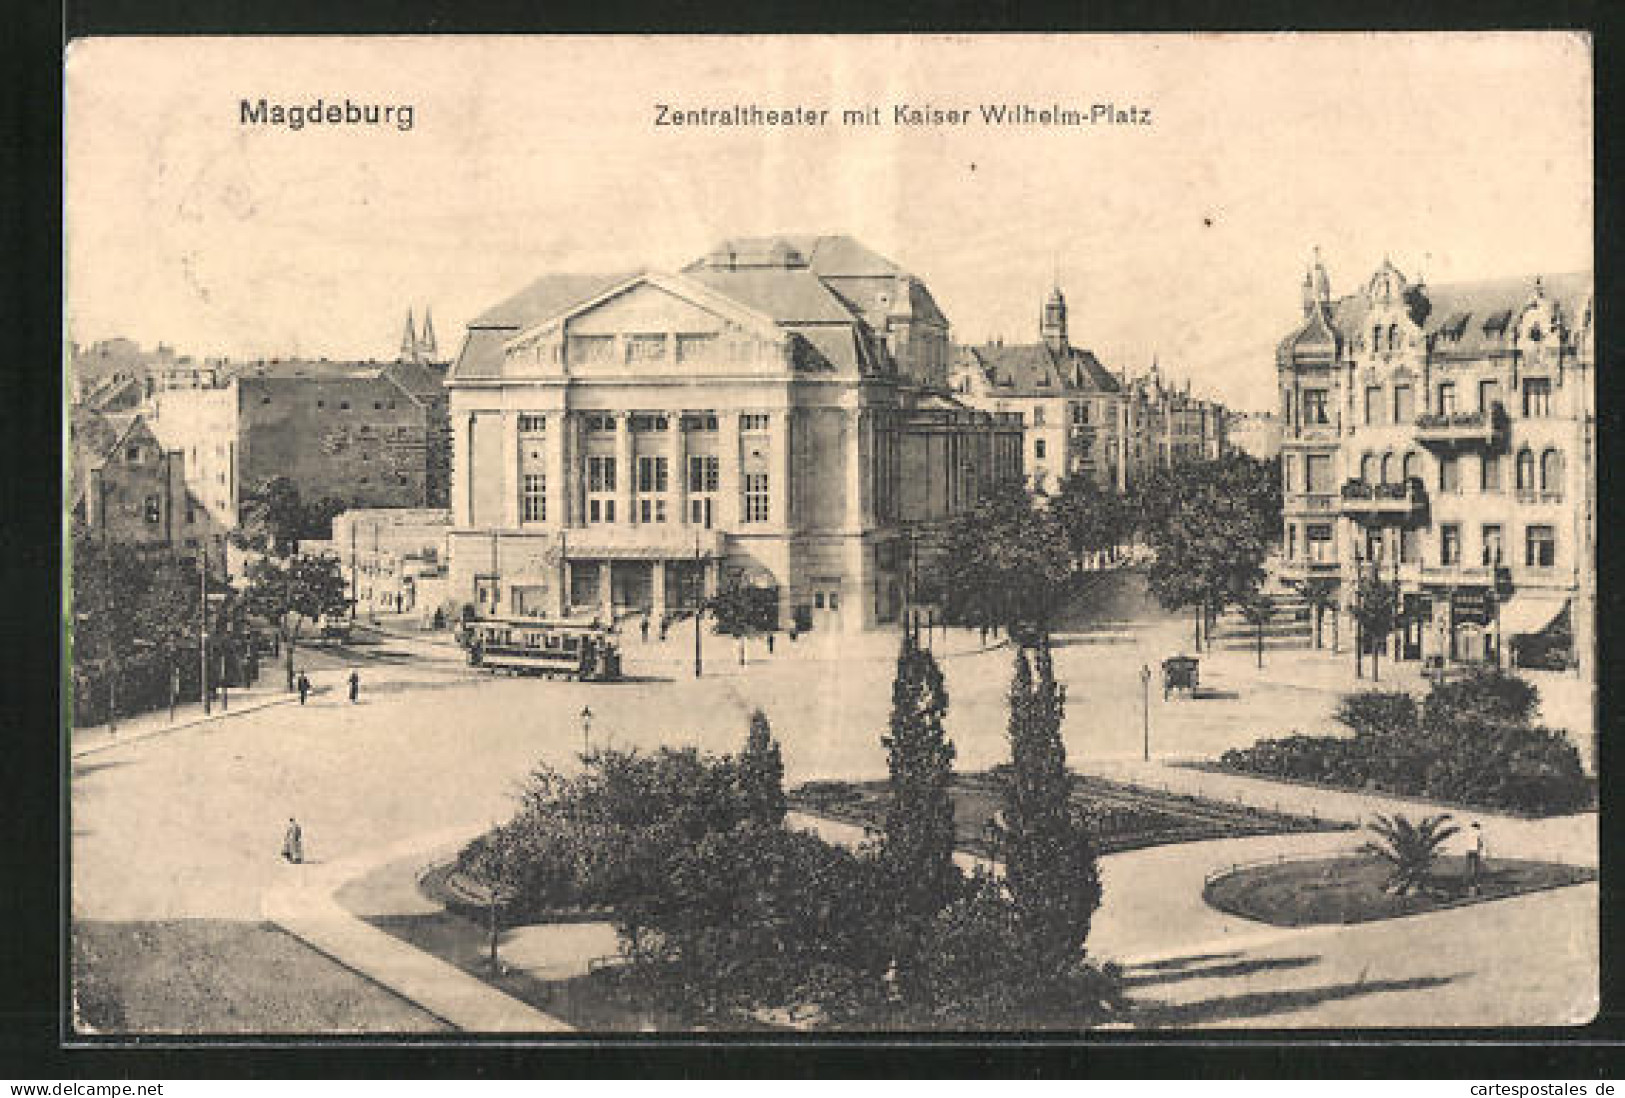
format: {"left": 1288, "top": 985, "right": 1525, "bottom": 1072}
{"left": 1139, "top": 663, "right": 1152, "bottom": 761}
{"left": 693, "top": 531, "right": 704, "bottom": 679}
{"left": 579, "top": 705, "right": 593, "bottom": 757}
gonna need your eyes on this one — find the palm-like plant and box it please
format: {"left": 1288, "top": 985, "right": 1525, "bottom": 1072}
{"left": 1360, "top": 812, "right": 1459, "bottom": 896}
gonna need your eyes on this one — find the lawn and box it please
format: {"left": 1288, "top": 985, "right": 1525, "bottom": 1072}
{"left": 71, "top": 920, "right": 446, "bottom": 1034}
{"left": 791, "top": 771, "right": 1351, "bottom": 859}
{"left": 1202, "top": 854, "right": 1596, "bottom": 927}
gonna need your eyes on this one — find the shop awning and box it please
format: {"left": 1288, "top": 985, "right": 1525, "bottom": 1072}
{"left": 1496, "top": 596, "right": 1570, "bottom": 637}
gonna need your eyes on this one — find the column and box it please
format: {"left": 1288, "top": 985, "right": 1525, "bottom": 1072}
{"left": 600, "top": 560, "right": 614, "bottom": 621}
{"left": 845, "top": 408, "right": 866, "bottom": 532}
{"left": 670, "top": 413, "right": 688, "bottom": 526}
{"left": 652, "top": 560, "right": 667, "bottom": 617}
{"left": 771, "top": 410, "right": 790, "bottom": 531}
{"left": 615, "top": 411, "right": 634, "bottom": 524}
{"left": 718, "top": 411, "right": 742, "bottom": 527}
{"left": 501, "top": 410, "right": 520, "bottom": 528}
{"left": 547, "top": 410, "right": 567, "bottom": 527}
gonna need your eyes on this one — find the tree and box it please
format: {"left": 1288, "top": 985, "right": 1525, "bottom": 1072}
{"left": 704, "top": 581, "right": 776, "bottom": 663}
{"left": 995, "top": 641, "right": 1101, "bottom": 974}
{"left": 1050, "top": 475, "right": 1131, "bottom": 566}
{"left": 1296, "top": 575, "right": 1339, "bottom": 651}
{"left": 740, "top": 709, "right": 787, "bottom": 829}
{"left": 234, "top": 477, "right": 348, "bottom": 558}
{"left": 1351, "top": 567, "right": 1400, "bottom": 682}
{"left": 1238, "top": 589, "right": 1275, "bottom": 669}
{"left": 880, "top": 629, "right": 963, "bottom": 995}
{"left": 241, "top": 553, "right": 349, "bottom": 690}
{"left": 925, "top": 482, "right": 1073, "bottom": 641}
{"left": 459, "top": 822, "right": 525, "bottom": 971}
{"left": 1361, "top": 813, "right": 1459, "bottom": 896}
{"left": 1139, "top": 454, "right": 1282, "bottom": 653}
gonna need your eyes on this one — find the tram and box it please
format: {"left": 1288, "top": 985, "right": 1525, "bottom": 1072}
{"left": 458, "top": 617, "right": 623, "bottom": 682}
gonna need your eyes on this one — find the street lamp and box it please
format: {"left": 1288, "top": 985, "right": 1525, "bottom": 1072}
{"left": 580, "top": 705, "right": 593, "bottom": 757}
{"left": 693, "top": 531, "right": 704, "bottom": 679}
{"left": 1139, "top": 663, "right": 1152, "bottom": 762}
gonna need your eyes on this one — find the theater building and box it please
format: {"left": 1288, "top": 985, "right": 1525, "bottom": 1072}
{"left": 445, "top": 234, "right": 1023, "bottom": 633}
{"left": 1275, "top": 252, "right": 1593, "bottom": 674}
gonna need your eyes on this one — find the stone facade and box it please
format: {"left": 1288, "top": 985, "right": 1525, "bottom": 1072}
{"left": 1275, "top": 252, "right": 1593, "bottom": 674}
{"left": 445, "top": 235, "right": 1022, "bottom": 634}
{"left": 70, "top": 408, "right": 227, "bottom": 562}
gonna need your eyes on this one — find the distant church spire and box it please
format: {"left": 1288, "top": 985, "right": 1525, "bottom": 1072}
{"left": 400, "top": 309, "right": 418, "bottom": 361}
{"left": 419, "top": 307, "right": 438, "bottom": 360}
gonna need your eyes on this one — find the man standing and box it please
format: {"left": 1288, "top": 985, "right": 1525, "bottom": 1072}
{"left": 1465, "top": 821, "right": 1487, "bottom": 895}
{"left": 297, "top": 672, "right": 311, "bottom": 706}
{"left": 347, "top": 670, "right": 360, "bottom": 704}
{"left": 640, "top": 612, "right": 651, "bottom": 643}
{"left": 282, "top": 818, "right": 304, "bottom": 864}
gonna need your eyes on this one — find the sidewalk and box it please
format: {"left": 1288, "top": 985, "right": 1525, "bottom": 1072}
{"left": 72, "top": 684, "right": 297, "bottom": 759}
{"left": 261, "top": 825, "right": 575, "bottom": 1033}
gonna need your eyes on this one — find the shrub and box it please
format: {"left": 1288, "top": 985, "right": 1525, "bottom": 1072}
{"left": 1218, "top": 671, "right": 1589, "bottom": 815}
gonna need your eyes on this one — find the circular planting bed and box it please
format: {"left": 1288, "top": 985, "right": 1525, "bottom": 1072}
{"left": 1203, "top": 853, "right": 1595, "bottom": 927}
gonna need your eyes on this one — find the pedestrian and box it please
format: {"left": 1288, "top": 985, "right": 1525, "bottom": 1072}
{"left": 282, "top": 817, "right": 304, "bottom": 864}
{"left": 640, "top": 613, "right": 651, "bottom": 643}
{"left": 347, "top": 670, "right": 360, "bottom": 704}
{"left": 767, "top": 632, "right": 775, "bottom": 654}
{"left": 296, "top": 672, "right": 310, "bottom": 706}
{"left": 659, "top": 616, "right": 669, "bottom": 642}
{"left": 1465, "top": 821, "right": 1486, "bottom": 895}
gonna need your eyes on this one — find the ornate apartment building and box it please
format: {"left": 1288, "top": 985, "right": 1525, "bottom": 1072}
{"left": 1276, "top": 252, "right": 1593, "bottom": 673}
{"left": 444, "top": 234, "right": 1023, "bottom": 633}
{"left": 951, "top": 287, "right": 1127, "bottom": 494}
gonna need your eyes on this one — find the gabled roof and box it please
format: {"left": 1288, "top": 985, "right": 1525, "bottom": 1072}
{"left": 684, "top": 266, "right": 859, "bottom": 325}
{"left": 957, "top": 342, "right": 1121, "bottom": 396}
{"left": 471, "top": 272, "right": 642, "bottom": 329}
{"left": 69, "top": 409, "right": 148, "bottom": 509}
{"left": 685, "top": 234, "right": 905, "bottom": 278}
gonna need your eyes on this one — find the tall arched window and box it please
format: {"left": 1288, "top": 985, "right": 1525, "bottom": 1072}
{"left": 1541, "top": 449, "right": 1564, "bottom": 497}
{"left": 1387, "top": 324, "right": 1400, "bottom": 351}
{"left": 1516, "top": 448, "right": 1536, "bottom": 491}
{"left": 1380, "top": 452, "right": 1395, "bottom": 484}
{"left": 1402, "top": 450, "right": 1420, "bottom": 483}
{"left": 1361, "top": 453, "right": 1378, "bottom": 483}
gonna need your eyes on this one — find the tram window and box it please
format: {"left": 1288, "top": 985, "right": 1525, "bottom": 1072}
{"left": 563, "top": 637, "right": 579, "bottom": 653}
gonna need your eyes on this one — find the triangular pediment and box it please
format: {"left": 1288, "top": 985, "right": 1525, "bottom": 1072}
{"left": 502, "top": 272, "right": 790, "bottom": 378}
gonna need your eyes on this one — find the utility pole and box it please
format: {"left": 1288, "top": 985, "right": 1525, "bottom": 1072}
{"left": 200, "top": 541, "right": 210, "bottom": 715}
{"left": 1140, "top": 663, "right": 1152, "bottom": 761}
{"left": 99, "top": 479, "right": 117, "bottom": 733}
{"left": 693, "top": 532, "right": 704, "bottom": 678}
{"left": 349, "top": 518, "right": 358, "bottom": 623}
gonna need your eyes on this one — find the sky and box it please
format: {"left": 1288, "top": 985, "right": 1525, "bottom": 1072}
{"left": 65, "top": 33, "right": 1592, "bottom": 412}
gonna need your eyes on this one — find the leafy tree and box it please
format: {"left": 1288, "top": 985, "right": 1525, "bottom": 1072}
{"left": 1351, "top": 567, "right": 1400, "bottom": 681}
{"left": 880, "top": 629, "right": 963, "bottom": 994}
{"left": 1138, "top": 454, "right": 1282, "bottom": 652}
{"left": 1238, "top": 589, "right": 1275, "bottom": 669}
{"left": 704, "top": 581, "right": 777, "bottom": 662}
{"left": 1361, "top": 813, "right": 1459, "bottom": 896}
{"left": 925, "top": 482, "right": 1073, "bottom": 640}
{"left": 740, "top": 709, "right": 787, "bottom": 828}
{"left": 995, "top": 642, "right": 1101, "bottom": 974}
{"left": 241, "top": 553, "right": 349, "bottom": 690}
{"left": 459, "top": 822, "right": 525, "bottom": 971}
{"left": 1050, "top": 474, "right": 1131, "bottom": 565}
{"left": 234, "top": 477, "right": 349, "bottom": 558}
{"left": 1294, "top": 575, "right": 1340, "bottom": 651}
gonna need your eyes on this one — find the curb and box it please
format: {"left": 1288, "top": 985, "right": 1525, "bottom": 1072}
{"left": 71, "top": 693, "right": 298, "bottom": 759}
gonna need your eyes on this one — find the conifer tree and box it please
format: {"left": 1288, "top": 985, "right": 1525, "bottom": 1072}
{"left": 998, "top": 640, "right": 1101, "bottom": 973}
{"left": 881, "top": 626, "right": 961, "bottom": 990}
{"left": 740, "top": 708, "right": 787, "bottom": 828}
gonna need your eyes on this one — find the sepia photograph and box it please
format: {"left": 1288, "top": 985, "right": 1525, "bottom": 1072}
{"left": 63, "top": 31, "right": 1596, "bottom": 1036}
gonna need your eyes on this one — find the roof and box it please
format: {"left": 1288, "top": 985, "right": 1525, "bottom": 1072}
{"left": 470, "top": 272, "right": 640, "bottom": 329}
{"left": 684, "top": 266, "right": 859, "bottom": 325}
{"left": 383, "top": 358, "right": 449, "bottom": 399}
{"left": 957, "top": 342, "right": 1122, "bottom": 396}
{"left": 684, "top": 234, "right": 904, "bottom": 278}
{"left": 226, "top": 358, "right": 387, "bottom": 381}
{"left": 1280, "top": 269, "right": 1591, "bottom": 363}
{"left": 69, "top": 409, "right": 147, "bottom": 509}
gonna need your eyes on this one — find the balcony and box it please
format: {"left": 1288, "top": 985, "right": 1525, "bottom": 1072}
{"left": 1339, "top": 478, "right": 1425, "bottom": 520}
{"left": 1283, "top": 492, "right": 1339, "bottom": 517}
{"left": 1414, "top": 404, "right": 1504, "bottom": 447}
{"left": 1413, "top": 562, "right": 1513, "bottom": 590}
